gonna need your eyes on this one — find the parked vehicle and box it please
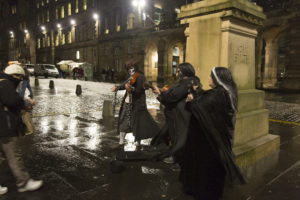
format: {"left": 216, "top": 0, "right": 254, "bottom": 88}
{"left": 25, "top": 64, "right": 35, "bottom": 75}
{"left": 34, "top": 64, "right": 59, "bottom": 78}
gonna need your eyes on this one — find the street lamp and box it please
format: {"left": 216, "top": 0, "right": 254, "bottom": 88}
{"left": 24, "top": 29, "right": 28, "bottom": 34}
{"left": 93, "top": 13, "right": 99, "bottom": 20}
{"left": 57, "top": 23, "right": 61, "bottom": 28}
{"left": 132, "top": 0, "right": 145, "bottom": 8}
{"left": 70, "top": 19, "right": 76, "bottom": 25}
{"left": 132, "top": 0, "right": 146, "bottom": 26}
{"left": 41, "top": 26, "right": 46, "bottom": 31}
{"left": 9, "top": 31, "right": 14, "bottom": 38}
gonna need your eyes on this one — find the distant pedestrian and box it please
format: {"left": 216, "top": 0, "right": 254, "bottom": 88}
{"left": 182, "top": 67, "right": 246, "bottom": 199}
{"left": 19, "top": 64, "right": 34, "bottom": 99}
{"left": 111, "top": 68, "right": 115, "bottom": 82}
{"left": 101, "top": 68, "right": 106, "bottom": 82}
{"left": 0, "top": 64, "right": 43, "bottom": 195}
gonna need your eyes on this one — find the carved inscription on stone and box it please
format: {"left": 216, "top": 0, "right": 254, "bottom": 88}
{"left": 233, "top": 43, "right": 250, "bottom": 65}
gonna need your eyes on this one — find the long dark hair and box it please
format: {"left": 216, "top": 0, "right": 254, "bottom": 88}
{"left": 211, "top": 67, "right": 238, "bottom": 112}
{"left": 178, "top": 62, "right": 195, "bottom": 78}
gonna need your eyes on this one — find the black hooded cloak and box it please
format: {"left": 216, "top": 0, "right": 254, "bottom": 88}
{"left": 179, "top": 85, "right": 246, "bottom": 199}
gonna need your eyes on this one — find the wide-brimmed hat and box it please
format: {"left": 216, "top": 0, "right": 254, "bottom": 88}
{"left": 4, "top": 64, "right": 25, "bottom": 76}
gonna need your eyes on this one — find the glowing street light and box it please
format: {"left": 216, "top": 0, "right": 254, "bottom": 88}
{"left": 70, "top": 19, "right": 76, "bottom": 25}
{"left": 132, "top": 0, "right": 145, "bottom": 8}
{"left": 24, "top": 29, "right": 28, "bottom": 34}
{"left": 9, "top": 31, "right": 14, "bottom": 38}
{"left": 57, "top": 23, "right": 61, "bottom": 28}
{"left": 93, "top": 13, "right": 99, "bottom": 20}
{"left": 132, "top": 0, "right": 146, "bottom": 26}
{"left": 41, "top": 26, "right": 46, "bottom": 31}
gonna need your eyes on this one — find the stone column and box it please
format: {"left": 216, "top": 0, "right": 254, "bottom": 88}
{"left": 179, "top": 0, "right": 280, "bottom": 169}
{"left": 157, "top": 40, "right": 167, "bottom": 83}
{"left": 263, "top": 39, "right": 279, "bottom": 88}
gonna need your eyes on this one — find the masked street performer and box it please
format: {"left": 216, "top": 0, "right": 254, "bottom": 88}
{"left": 182, "top": 67, "right": 246, "bottom": 199}
{"left": 151, "top": 62, "right": 202, "bottom": 164}
{"left": 111, "top": 59, "right": 159, "bottom": 147}
{"left": 0, "top": 64, "right": 43, "bottom": 195}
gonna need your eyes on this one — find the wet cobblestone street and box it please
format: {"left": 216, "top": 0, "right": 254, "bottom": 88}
{"left": 0, "top": 78, "right": 299, "bottom": 200}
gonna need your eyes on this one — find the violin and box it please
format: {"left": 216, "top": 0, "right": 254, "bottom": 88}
{"left": 126, "top": 72, "right": 140, "bottom": 93}
{"left": 144, "top": 82, "right": 170, "bottom": 93}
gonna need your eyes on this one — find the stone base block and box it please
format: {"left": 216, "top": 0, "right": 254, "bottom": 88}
{"left": 234, "top": 134, "right": 280, "bottom": 169}
{"left": 235, "top": 109, "right": 269, "bottom": 145}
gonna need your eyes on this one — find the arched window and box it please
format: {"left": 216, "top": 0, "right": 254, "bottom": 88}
{"left": 127, "top": 13, "right": 135, "bottom": 30}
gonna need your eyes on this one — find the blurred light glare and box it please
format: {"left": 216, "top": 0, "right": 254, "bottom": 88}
{"left": 41, "top": 26, "right": 45, "bottom": 31}
{"left": 93, "top": 13, "right": 99, "bottom": 20}
{"left": 70, "top": 19, "right": 76, "bottom": 25}
{"left": 24, "top": 29, "right": 28, "bottom": 34}
{"left": 57, "top": 23, "right": 61, "bottom": 28}
{"left": 132, "top": 0, "right": 145, "bottom": 7}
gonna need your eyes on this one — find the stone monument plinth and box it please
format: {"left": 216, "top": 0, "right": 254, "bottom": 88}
{"left": 178, "top": 0, "right": 280, "bottom": 168}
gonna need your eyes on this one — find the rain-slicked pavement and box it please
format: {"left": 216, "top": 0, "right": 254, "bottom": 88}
{"left": 0, "top": 78, "right": 300, "bottom": 200}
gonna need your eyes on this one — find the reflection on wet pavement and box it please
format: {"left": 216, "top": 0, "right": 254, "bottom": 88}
{"left": 1, "top": 79, "right": 299, "bottom": 200}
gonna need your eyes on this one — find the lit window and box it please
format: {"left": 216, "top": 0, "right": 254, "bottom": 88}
{"left": 37, "top": 15, "right": 40, "bottom": 25}
{"left": 46, "top": 10, "right": 50, "bottom": 22}
{"left": 11, "top": 5, "right": 17, "bottom": 15}
{"left": 127, "top": 13, "right": 135, "bottom": 30}
{"left": 68, "top": 31, "right": 72, "bottom": 43}
{"left": 46, "top": 0, "right": 49, "bottom": 3}
{"left": 55, "top": 7, "right": 58, "bottom": 20}
{"left": 42, "top": 37, "right": 46, "bottom": 48}
{"left": 41, "top": 0, "right": 44, "bottom": 6}
{"left": 105, "top": 17, "right": 109, "bottom": 34}
{"left": 116, "top": 14, "right": 121, "bottom": 32}
{"left": 68, "top": 3, "right": 71, "bottom": 16}
{"left": 37, "top": 2, "right": 40, "bottom": 8}
{"left": 47, "top": 36, "right": 50, "bottom": 47}
{"left": 154, "top": 6, "right": 162, "bottom": 25}
{"left": 61, "top": 5, "right": 64, "bottom": 18}
{"left": 62, "top": 33, "right": 65, "bottom": 45}
{"left": 55, "top": 34, "right": 59, "bottom": 46}
{"left": 37, "top": 38, "right": 41, "bottom": 48}
{"left": 76, "top": 50, "right": 80, "bottom": 59}
{"left": 83, "top": 0, "right": 87, "bottom": 10}
{"left": 75, "top": 0, "right": 78, "bottom": 13}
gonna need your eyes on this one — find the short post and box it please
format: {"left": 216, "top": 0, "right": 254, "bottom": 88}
{"left": 76, "top": 84, "right": 82, "bottom": 96}
{"left": 49, "top": 80, "right": 54, "bottom": 89}
{"left": 102, "top": 100, "right": 114, "bottom": 118}
{"left": 34, "top": 78, "right": 39, "bottom": 86}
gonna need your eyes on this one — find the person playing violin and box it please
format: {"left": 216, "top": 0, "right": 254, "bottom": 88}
{"left": 111, "top": 59, "right": 159, "bottom": 147}
{"left": 151, "top": 62, "right": 202, "bottom": 164}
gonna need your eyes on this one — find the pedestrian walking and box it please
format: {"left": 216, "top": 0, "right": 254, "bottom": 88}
{"left": 181, "top": 67, "right": 246, "bottom": 199}
{"left": 19, "top": 64, "right": 33, "bottom": 99}
{"left": 0, "top": 64, "right": 43, "bottom": 195}
{"left": 151, "top": 62, "right": 198, "bottom": 164}
{"left": 111, "top": 68, "right": 115, "bottom": 82}
{"left": 101, "top": 68, "right": 106, "bottom": 82}
{"left": 17, "top": 64, "right": 35, "bottom": 135}
{"left": 111, "top": 59, "right": 159, "bottom": 146}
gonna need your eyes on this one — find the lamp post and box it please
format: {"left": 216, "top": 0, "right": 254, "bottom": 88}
{"left": 132, "top": 0, "right": 146, "bottom": 27}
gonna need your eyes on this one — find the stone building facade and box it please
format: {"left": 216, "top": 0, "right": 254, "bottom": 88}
{"left": 255, "top": 0, "right": 300, "bottom": 91}
{"left": 0, "top": 0, "right": 189, "bottom": 82}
